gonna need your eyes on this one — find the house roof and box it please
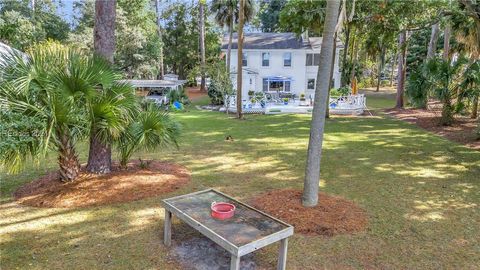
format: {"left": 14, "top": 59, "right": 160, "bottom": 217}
{"left": 221, "top": 33, "right": 343, "bottom": 50}
{"left": 222, "top": 33, "right": 305, "bottom": 50}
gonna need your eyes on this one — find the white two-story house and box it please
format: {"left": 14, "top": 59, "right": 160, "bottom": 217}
{"left": 222, "top": 32, "right": 342, "bottom": 99}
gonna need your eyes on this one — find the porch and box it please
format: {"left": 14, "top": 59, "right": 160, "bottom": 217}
{"left": 224, "top": 94, "right": 366, "bottom": 115}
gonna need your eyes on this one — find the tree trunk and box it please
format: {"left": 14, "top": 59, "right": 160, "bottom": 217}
{"left": 326, "top": 33, "right": 338, "bottom": 118}
{"left": 472, "top": 94, "right": 478, "bottom": 119}
{"left": 395, "top": 30, "right": 407, "bottom": 109}
{"left": 341, "top": 23, "right": 350, "bottom": 87}
{"left": 227, "top": 19, "right": 233, "bottom": 74}
{"left": 349, "top": 30, "right": 358, "bottom": 87}
{"left": 375, "top": 48, "right": 385, "bottom": 92}
{"left": 389, "top": 52, "right": 396, "bottom": 87}
{"left": 303, "top": 0, "right": 340, "bottom": 207}
{"left": 155, "top": 0, "right": 164, "bottom": 79}
{"left": 443, "top": 23, "right": 451, "bottom": 60}
{"left": 440, "top": 94, "right": 454, "bottom": 126}
{"left": 236, "top": 0, "right": 245, "bottom": 119}
{"left": 93, "top": 0, "right": 116, "bottom": 63}
{"left": 88, "top": 0, "right": 116, "bottom": 174}
{"left": 427, "top": 23, "right": 439, "bottom": 60}
{"left": 199, "top": 1, "right": 206, "bottom": 92}
{"left": 57, "top": 132, "right": 80, "bottom": 182}
{"left": 439, "top": 23, "right": 453, "bottom": 125}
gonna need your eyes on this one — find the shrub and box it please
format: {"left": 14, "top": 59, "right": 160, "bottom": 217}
{"left": 330, "top": 86, "right": 351, "bottom": 97}
{"left": 167, "top": 87, "right": 190, "bottom": 105}
{"left": 406, "top": 65, "right": 429, "bottom": 108}
{"left": 207, "top": 79, "right": 224, "bottom": 105}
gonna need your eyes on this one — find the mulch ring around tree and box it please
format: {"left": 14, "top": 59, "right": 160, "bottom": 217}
{"left": 384, "top": 107, "right": 480, "bottom": 150}
{"left": 250, "top": 189, "right": 368, "bottom": 237}
{"left": 14, "top": 160, "right": 190, "bottom": 208}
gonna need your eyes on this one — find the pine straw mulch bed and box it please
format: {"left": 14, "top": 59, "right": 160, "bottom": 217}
{"left": 14, "top": 160, "right": 190, "bottom": 208}
{"left": 384, "top": 107, "right": 480, "bottom": 150}
{"left": 250, "top": 189, "right": 368, "bottom": 237}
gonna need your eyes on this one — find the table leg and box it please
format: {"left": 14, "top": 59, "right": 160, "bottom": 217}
{"left": 163, "top": 210, "right": 172, "bottom": 246}
{"left": 277, "top": 238, "right": 288, "bottom": 270}
{"left": 230, "top": 254, "right": 240, "bottom": 270}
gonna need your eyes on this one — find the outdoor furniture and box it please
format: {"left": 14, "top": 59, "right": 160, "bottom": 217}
{"left": 162, "top": 189, "right": 294, "bottom": 270}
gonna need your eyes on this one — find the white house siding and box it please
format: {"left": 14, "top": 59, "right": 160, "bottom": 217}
{"left": 226, "top": 46, "right": 342, "bottom": 99}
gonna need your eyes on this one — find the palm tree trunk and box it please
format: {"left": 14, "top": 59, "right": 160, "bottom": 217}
{"left": 236, "top": 0, "right": 245, "bottom": 119}
{"left": 303, "top": 0, "right": 340, "bottom": 207}
{"left": 199, "top": 1, "right": 206, "bottom": 92}
{"left": 440, "top": 23, "right": 453, "bottom": 125}
{"left": 443, "top": 23, "right": 451, "bottom": 60}
{"left": 88, "top": 0, "right": 116, "bottom": 174}
{"left": 341, "top": 24, "right": 350, "bottom": 87}
{"left": 395, "top": 30, "right": 407, "bottom": 109}
{"left": 472, "top": 94, "right": 478, "bottom": 119}
{"left": 227, "top": 20, "right": 233, "bottom": 74}
{"left": 155, "top": 0, "right": 164, "bottom": 79}
{"left": 57, "top": 132, "right": 80, "bottom": 182}
{"left": 427, "top": 23, "right": 439, "bottom": 60}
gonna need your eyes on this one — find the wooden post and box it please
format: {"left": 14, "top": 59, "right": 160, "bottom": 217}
{"left": 163, "top": 210, "right": 172, "bottom": 246}
{"left": 277, "top": 238, "right": 288, "bottom": 270}
{"left": 230, "top": 254, "right": 240, "bottom": 270}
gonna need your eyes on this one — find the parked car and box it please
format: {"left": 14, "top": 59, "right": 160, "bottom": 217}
{"left": 145, "top": 88, "right": 170, "bottom": 106}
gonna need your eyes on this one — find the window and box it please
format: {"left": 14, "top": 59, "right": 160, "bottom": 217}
{"left": 307, "top": 79, "right": 315, "bottom": 90}
{"left": 283, "top": 52, "right": 292, "bottom": 67}
{"left": 262, "top": 52, "right": 270, "bottom": 67}
{"left": 242, "top": 52, "right": 247, "bottom": 66}
{"left": 306, "top": 53, "right": 320, "bottom": 66}
{"left": 284, "top": 81, "right": 291, "bottom": 92}
{"left": 306, "top": 54, "right": 313, "bottom": 66}
{"left": 313, "top": 54, "right": 321, "bottom": 66}
{"left": 262, "top": 78, "right": 268, "bottom": 92}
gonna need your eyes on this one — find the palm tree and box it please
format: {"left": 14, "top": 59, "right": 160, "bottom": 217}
{"left": 210, "top": 0, "right": 255, "bottom": 74}
{"left": 424, "top": 57, "right": 468, "bottom": 126}
{"left": 88, "top": 0, "right": 117, "bottom": 174}
{"left": 199, "top": 0, "right": 207, "bottom": 92}
{"left": 0, "top": 42, "right": 100, "bottom": 181}
{"left": 303, "top": 0, "right": 340, "bottom": 207}
{"left": 236, "top": 0, "right": 245, "bottom": 119}
{"left": 117, "top": 105, "right": 181, "bottom": 167}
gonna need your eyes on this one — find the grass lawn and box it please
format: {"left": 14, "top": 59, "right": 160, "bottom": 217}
{"left": 1, "top": 92, "right": 479, "bottom": 269}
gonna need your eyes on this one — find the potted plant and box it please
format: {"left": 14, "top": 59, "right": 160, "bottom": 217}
{"left": 248, "top": 90, "right": 255, "bottom": 98}
{"left": 283, "top": 97, "right": 289, "bottom": 105}
{"left": 299, "top": 93, "right": 307, "bottom": 106}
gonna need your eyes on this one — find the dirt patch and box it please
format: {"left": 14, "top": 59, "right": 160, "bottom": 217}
{"left": 171, "top": 237, "right": 258, "bottom": 270}
{"left": 186, "top": 86, "right": 207, "bottom": 102}
{"left": 250, "top": 189, "right": 368, "bottom": 237}
{"left": 384, "top": 108, "right": 479, "bottom": 150}
{"left": 14, "top": 160, "right": 190, "bottom": 208}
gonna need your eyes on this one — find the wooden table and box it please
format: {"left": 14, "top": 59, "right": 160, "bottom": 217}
{"left": 162, "top": 189, "right": 294, "bottom": 270}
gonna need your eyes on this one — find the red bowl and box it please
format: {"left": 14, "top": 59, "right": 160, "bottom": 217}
{"left": 211, "top": 202, "right": 236, "bottom": 220}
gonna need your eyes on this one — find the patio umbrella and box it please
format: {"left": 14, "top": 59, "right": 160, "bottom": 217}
{"left": 351, "top": 77, "right": 358, "bottom": 95}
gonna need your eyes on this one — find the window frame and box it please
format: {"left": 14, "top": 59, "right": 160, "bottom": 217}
{"left": 283, "top": 52, "right": 292, "bottom": 67}
{"left": 284, "top": 81, "right": 291, "bottom": 92}
{"left": 242, "top": 52, "right": 248, "bottom": 67}
{"left": 262, "top": 78, "right": 269, "bottom": 92}
{"left": 262, "top": 52, "right": 270, "bottom": 67}
{"left": 307, "top": 78, "right": 315, "bottom": 90}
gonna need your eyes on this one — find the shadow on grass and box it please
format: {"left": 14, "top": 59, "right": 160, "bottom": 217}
{"left": 1, "top": 109, "right": 479, "bottom": 269}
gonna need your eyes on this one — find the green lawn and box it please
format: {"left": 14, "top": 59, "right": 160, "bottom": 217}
{"left": 1, "top": 92, "right": 479, "bottom": 269}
